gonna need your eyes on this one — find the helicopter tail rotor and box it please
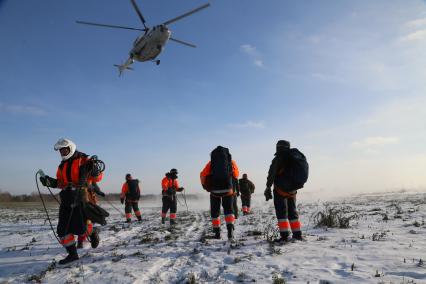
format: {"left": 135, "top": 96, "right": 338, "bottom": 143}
{"left": 113, "top": 63, "right": 134, "bottom": 76}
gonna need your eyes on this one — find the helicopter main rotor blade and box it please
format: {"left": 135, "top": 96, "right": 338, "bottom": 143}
{"left": 169, "top": 37, "right": 197, "bottom": 48}
{"left": 76, "top": 20, "right": 147, "bottom": 31}
{"left": 162, "top": 3, "right": 210, "bottom": 26}
{"left": 130, "top": 0, "right": 148, "bottom": 30}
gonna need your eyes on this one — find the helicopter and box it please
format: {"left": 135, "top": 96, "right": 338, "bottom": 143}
{"left": 76, "top": 0, "right": 210, "bottom": 75}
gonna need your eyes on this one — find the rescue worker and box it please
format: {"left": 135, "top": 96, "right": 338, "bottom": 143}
{"left": 239, "top": 173, "right": 255, "bottom": 215}
{"left": 200, "top": 146, "right": 239, "bottom": 240}
{"left": 120, "top": 174, "right": 142, "bottom": 223}
{"left": 232, "top": 177, "right": 240, "bottom": 219}
{"left": 77, "top": 182, "right": 105, "bottom": 249}
{"left": 161, "top": 169, "right": 184, "bottom": 225}
{"left": 264, "top": 140, "right": 303, "bottom": 243}
{"left": 39, "top": 138, "right": 103, "bottom": 264}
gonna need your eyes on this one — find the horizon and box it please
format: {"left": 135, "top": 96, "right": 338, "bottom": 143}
{"left": 1, "top": 0, "right": 426, "bottom": 195}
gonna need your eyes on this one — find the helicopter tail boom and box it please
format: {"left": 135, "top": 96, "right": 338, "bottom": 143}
{"left": 113, "top": 63, "right": 134, "bottom": 76}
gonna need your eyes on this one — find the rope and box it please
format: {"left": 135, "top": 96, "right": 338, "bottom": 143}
{"left": 103, "top": 198, "right": 125, "bottom": 217}
{"left": 46, "top": 185, "right": 60, "bottom": 205}
{"left": 35, "top": 171, "right": 61, "bottom": 244}
{"left": 182, "top": 189, "right": 189, "bottom": 212}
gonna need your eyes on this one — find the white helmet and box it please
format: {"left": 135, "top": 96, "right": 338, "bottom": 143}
{"left": 54, "top": 138, "right": 76, "bottom": 161}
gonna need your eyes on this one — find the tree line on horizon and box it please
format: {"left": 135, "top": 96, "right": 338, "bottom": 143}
{"left": 0, "top": 190, "right": 198, "bottom": 203}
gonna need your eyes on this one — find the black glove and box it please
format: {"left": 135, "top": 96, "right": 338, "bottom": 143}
{"left": 120, "top": 198, "right": 124, "bottom": 204}
{"left": 264, "top": 187, "right": 272, "bottom": 201}
{"left": 236, "top": 191, "right": 240, "bottom": 197}
{"left": 177, "top": 187, "right": 184, "bottom": 192}
{"left": 39, "top": 175, "right": 57, "bottom": 188}
{"left": 39, "top": 176, "right": 48, "bottom": 187}
{"left": 98, "top": 191, "right": 106, "bottom": 197}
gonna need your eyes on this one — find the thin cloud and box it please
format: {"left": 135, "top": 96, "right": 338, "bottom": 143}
{"left": 240, "top": 44, "right": 264, "bottom": 67}
{"left": 351, "top": 136, "right": 400, "bottom": 149}
{"left": 228, "top": 120, "right": 265, "bottom": 129}
{"left": 406, "top": 18, "right": 426, "bottom": 28}
{"left": 0, "top": 103, "right": 46, "bottom": 116}
{"left": 400, "top": 29, "right": 426, "bottom": 42}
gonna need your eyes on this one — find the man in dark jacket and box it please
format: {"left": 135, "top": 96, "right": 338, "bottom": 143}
{"left": 239, "top": 173, "right": 255, "bottom": 215}
{"left": 120, "top": 174, "right": 142, "bottom": 223}
{"left": 264, "top": 140, "right": 303, "bottom": 243}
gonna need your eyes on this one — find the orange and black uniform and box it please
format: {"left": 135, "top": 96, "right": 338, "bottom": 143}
{"left": 54, "top": 151, "right": 103, "bottom": 248}
{"left": 161, "top": 174, "right": 181, "bottom": 221}
{"left": 266, "top": 149, "right": 302, "bottom": 239}
{"left": 200, "top": 160, "right": 239, "bottom": 231}
{"left": 120, "top": 179, "right": 141, "bottom": 222}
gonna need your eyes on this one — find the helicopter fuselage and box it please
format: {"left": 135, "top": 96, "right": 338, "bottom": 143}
{"left": 130, "top": 25, "right": 171, "bottom": 62}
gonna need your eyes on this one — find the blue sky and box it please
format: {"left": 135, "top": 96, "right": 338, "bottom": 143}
{"left": 1, "top": 0, "right": 426, "bottom": 195}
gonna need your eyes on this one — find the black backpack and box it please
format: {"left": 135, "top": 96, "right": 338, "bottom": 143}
{"left": 209, "top": 146, "right": 233, "bottom": 190}
{"left": 275, "top": 148, "right": 309, "bottom": 191}
{"left": 83, "top": 203, "right": 110, "bottom": 226}
{"left": 126, "top": 179, "right": 140, "bottom": 200}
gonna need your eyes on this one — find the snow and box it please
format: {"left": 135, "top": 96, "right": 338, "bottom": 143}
{"left": 0, "top": 191, "right": 425, "bottom": 283}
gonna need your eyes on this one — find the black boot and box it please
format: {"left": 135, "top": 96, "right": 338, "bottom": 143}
{"left": 126, "top": 219, "right": 131, "bottom": 223}
{"left": 161, "top": 218, "right": 165, "bottom": 224}
{"left": 273, "top": 232, "right": 289, "bottom": 244}
{"left": 170, "top": 219, "right": 176, "bottom": 226}
{"left": 137, "top": 216, "right": 142, "bottom": 222}
{"left": 59, "top": 244, "right": 79, "bottom": 265}
{"left": 227, "top": 224, "right": 234, "bottom": 240}
{"left": 77, "top": 240, "right": 84, "bottom": 249}
{"left": 213, "top": 227, "right": 221, "bottom": 239}
{"left": 90, "top": 228, "right": 100, "bottom": 248}
{"left": 292, "top": 231, "right": 303, "bottom": 241}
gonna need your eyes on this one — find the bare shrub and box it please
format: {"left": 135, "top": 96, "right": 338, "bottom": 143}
{"left": 272, "top": 273, "right": 286, "bottom": 284}
{"left": 263, "top": 220, "right": 280, "bottom": 242}
{"left": 372, "top": 231, "right": 387, "bottom": 241}
{"left": 314, "top": 204, "right": 357, "bottom": 229}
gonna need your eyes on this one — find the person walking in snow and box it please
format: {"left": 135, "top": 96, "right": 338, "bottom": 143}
{"left": 264, "top": 140, "right": 308, "bottom": 243}
{"left": 239, "top": 173, "right": 255, "bottom": 215}
{"left": 120, "top": 174, "right": 142, "bottom": 223}
{"left": 39, "top": 138, "right": 103, "bottom": 264}
{"left": 200, "top": 146, "right": 239, "bottom": 240}
{"left": 161, "top": 169, "right": 184, "bottom": 225}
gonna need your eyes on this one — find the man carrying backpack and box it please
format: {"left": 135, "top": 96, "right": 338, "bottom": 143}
{"left": 161, "top": 169, "right": 184, "bottom": 225}
{"left": 120, "top": 174, "right": 142, "bottom": 223}
{"left": 200, "top": 146, "right": 239, "bottom": 240}
{"left": 39, "top": 138, "right": 104, "bottom": 264}
{"left": 239, "top": 173, "right": 255, "bottom": 215}
{"left": 264, "top": 140, "right": 309, "bottom": 243}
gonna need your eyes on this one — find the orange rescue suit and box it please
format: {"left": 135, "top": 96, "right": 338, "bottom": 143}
{"left": 120, "top": 181, "right": 141, "bottom": 202}
{"left": 161, "top": 177, "right": 179, "bottom": 193}
{"left": 55, "top": 154, "right": 102, "bottom": 189}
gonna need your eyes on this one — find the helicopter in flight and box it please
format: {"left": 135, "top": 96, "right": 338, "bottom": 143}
{"left": 76, "top": 0, "right": 210, "bottom": 75}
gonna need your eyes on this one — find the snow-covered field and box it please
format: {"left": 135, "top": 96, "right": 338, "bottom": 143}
{"left": 0, "top": 191, "right": 425, "bottom": 283}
